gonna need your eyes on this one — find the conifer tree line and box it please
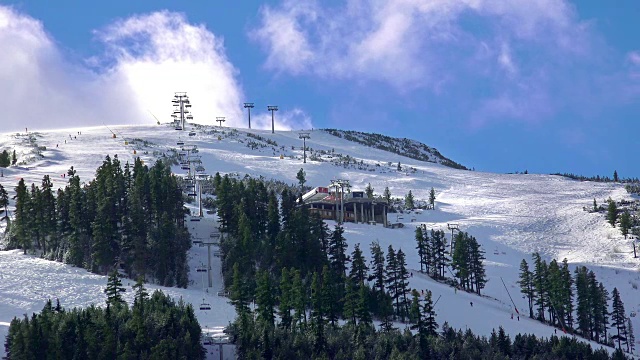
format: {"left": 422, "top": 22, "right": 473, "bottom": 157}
{"left": 0, "top": 149, "right": 17, "bottom": 168}
{"left": 4, "top": 278, "right": 204, "bottom": 359}
{"left": 415, "top": 227, "right": 487, "bottom": 294}
{"left": 5, "top": 155, "right": 190, "bottom": 287}
{"left": 215, "top": 174, "right": 445, "bottom": 358}
{"left": 518, "top": 253, "right": 635, "bottom": 352}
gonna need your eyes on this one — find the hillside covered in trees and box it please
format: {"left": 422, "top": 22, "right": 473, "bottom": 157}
{"left": 3, "top": 155, "right": 190, "bottom": 287}
{"left": 324, "top": 129, "right": 468, "bottom": 170}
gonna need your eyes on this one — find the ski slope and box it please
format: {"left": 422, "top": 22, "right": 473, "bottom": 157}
{"left": 0, "top": 123, "right": 638, "bottom": 356}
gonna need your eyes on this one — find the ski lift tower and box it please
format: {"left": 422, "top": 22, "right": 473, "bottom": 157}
{"left": 267, "top": 105, "right": 278, "bottom": 134}
{"left": 447, "top": 223, "right": 460, "bottom": 254}
{"left": 196, "top": 173, "right": 208, "bottom": 217}
{"left": 299, "top": 132, "right": 310, "bottom": 163}
{"left": 243, "top": 102, "right": 254, "bottom": 129}
{"left": 216, "top": 117, "right": 226, "bottom": 127}
{"left": 330, "top": 179, "right": 350, "bottom": 224}
{"left": 200, "top": 232, "right": 221, "bottom": 288}
{"left": 172, "top": 92, "right": 192, "bottom": 130}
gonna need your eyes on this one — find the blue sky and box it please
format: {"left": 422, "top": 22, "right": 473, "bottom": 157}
{"left": 1, "top": 1, "right": 638, "bottom": 178}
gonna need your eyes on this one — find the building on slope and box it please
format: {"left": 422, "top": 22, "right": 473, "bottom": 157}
{"left": 301, "top": 187, "right": 389, "bottom": 227}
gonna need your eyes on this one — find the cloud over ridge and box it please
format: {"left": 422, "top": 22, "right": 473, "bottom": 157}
{"left": 0, "top": 6, "right": 311, "bottom": 132}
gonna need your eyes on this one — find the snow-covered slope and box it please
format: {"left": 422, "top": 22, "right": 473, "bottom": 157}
{"left": 0, "top": 123, "right": 637, "bottom": 356}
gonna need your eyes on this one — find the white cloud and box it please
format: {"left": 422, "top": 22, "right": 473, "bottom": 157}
{"left": 250, "top": 108, "right": 313, "bottom": 131}
{"left": 498, "top": 42, "right": 517, "bottom": 76}
{"left": 94, "top": 11, "right": 244, "bottom": 128}
{"left": 0, "top": 7, "right": 313, "bottom": 132}
{"left": 251, "top": 0, "right": 588, "bottom": 90}
{"left": 628, "top": 51, "right": 640, "bottom": 66}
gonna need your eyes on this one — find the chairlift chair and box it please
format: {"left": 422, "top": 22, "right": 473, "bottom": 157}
{"left": 196, "top": 265, "right": 207, "bottom": 272}
{"left": 189, "top": 131, "right": 196, "bottom": 136}
{"left": 175, "top": 126, "right": 183, "bottom": 131}
{"left": 199, "top": 300, "right": 211, "bottom": 311}
{"left": 177, "top": 140, "right": 184, "bottom": 146}
{"left": 190, "top": 217, "right": 201, "bottom": 222}
{"left": 193, "top": 239, "right": 203, "bottom": 245}
{"left": 188, "top": 192, "right": 196, "bottom": 197}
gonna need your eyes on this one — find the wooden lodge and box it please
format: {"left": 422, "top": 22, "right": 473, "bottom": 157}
{"left": 301, "top": 187, "right": 389, "bottom": 227}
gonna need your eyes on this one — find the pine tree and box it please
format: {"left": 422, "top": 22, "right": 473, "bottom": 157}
{"left": 230, "top": 263, "right": 251, "bottom": 315}
{"left": 11, "top": 150, "right": 17, "bottom": 165}
{"left": 0, "top": 149, "right": 9, "bottom": 167}
{"left": 430, "top": 229, "right": 448, "bottom": 279}
{"left": 607, "top": 200, "right": 618, "bottom": 227}
{"left": 255, "top": 270, "right": 275, "bottom": 328}
{"left": 628, "top": 317, "right": 635, "bottom": 354}
{"left": 278, "top": 268, "right": 293, "bottom": 330}
{"left": 383, "top": 187, "right": 391, "bottom": 204}
{"left": 518, "top": 259, "right": 535, "bottom": 318}
{"left": 574, "top": 266, "right": 591, "bottom": 339}
{"left": 422, "top": 290, "right": 438, "bottom": 337}
{"left": 415, "top": 226, "right": 427, "bottom": 273}
{"left": 0, "top": 183, "right": 8, "bottom": 223}
{"left": 343, "top": 277, "right": 358, "bottom": 325}
{"left": 597, "top": 282, "right": 610, "bottom": 342}
{"left": 614, "top": 170, "right": 619, "bottom": 182}
{"left": 429, "top": 188, "right": 436, "bottom": 210}
{"left": 365, "top": 183, "right": 374, "bottom": 198}
{"left": 310, "top": 271, "right": 325, "bottom": 330}
{"left": 349, "top": 243, "right": 368, "bottom": 286}
{"left": 611, "top": 287, "right": 628, "bottom": 351}
{"left": 12, "top": 178, "right": 30, "bottom": 254}
{"left": 620, "top": 211, "right": 631, "bottom": 238}
{"left": 264, "top": 190, "right": 280, "bottom": 269}
{"left": 395, "top": 249, "right": 411, "bottom": 321}
{"left": 532, "top": 253, "right": 548, "bottom": 322}
{"left": 385, "top": 246, "right": 400, "bottom": 317}
{"left": 560, "top": 259, "right": 574, "bottom": 330}
{"left": 356, "top": 282, "right": 372, "bottom": 326}
{"left": 290, "top": 269, "right": 307, "bottom": 328}
{"left": 593, "top": 198, "right": 598, "bottom": 212}
{"left": 469, "top": 235, "right": 487, "bottom": 295}
{"left": 589, "top": 271, "right": 607, "bottom": 342}
{"left": 451, "top": 232, "right": 470, "bottom": 289}
{"left": 296, "top": 168, "right": 306, "bottom": 190}
{"left": 405, "top": 191, "right": 415, "bottom": 209}
{"left": 397, "top": 162, "right": 401, "bottom": 171}
{"left": 409, "top": 289, "right": 421, "bottom": 325}
{"left": 322, "top": 265, "right": 340, "bottom": 326}
{"left": 368, "top": 241, "right": 387, "bottom": 312}
{"left": 328, "top": 225, "right": 349, "bottom": 280}
{"left": 104, "top": 269, "right": 126, "bottom": 307}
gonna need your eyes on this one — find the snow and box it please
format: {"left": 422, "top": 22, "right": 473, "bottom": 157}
{"left": 1, "top": 123, "right": 638, "bottom": 356}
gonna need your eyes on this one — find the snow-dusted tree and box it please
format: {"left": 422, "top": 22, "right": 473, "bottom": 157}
{"left": 405, "top": 190, "right": 415, "bottom": 209}
{"left": 518, "top": 259, "right": 535, "bottom": 318}
{"left": 383, "top": 186, "right": 391, "bottom": 204}
{"left": 104, "top": 269, "right": 126, "bottom": 307}
{"left": 429, "top": 187, "right": 436, "bottom": 209}
{"left": 611, "top": 287, "right": 628, "bottom": 351}
{"left": 607, "top": 200, "right": 618, "bottom": 227}
{"left": 365, "top": 183, "right": 374, "bottom": 198}
{"left": 619, "top": 211, "right": 631, "bottom": 238}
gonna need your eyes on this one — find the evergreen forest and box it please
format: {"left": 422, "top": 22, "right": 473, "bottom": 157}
{"left": 3, "top": 277, "right": 204, "bottom": 359}
{"left": 5, "top": 155, "right": 190, "bottom": 287}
